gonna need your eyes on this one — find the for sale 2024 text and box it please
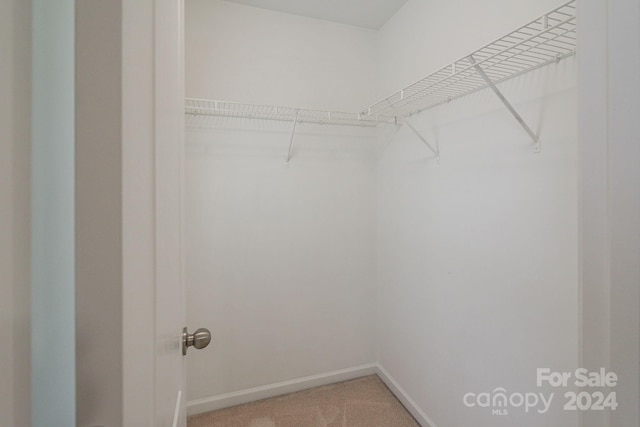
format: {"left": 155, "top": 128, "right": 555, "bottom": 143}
{"left": 462, "top": 368, "right": 619, "bottom": 416}
{"left": 537, "top": 368, "right": 618, "bottom": 412}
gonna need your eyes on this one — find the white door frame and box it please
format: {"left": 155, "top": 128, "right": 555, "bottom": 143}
{"left": 76, "top": 0, "right": 186, "bottom": 425}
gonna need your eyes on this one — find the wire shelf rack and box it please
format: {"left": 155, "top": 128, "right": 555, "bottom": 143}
{"left": 185, "top": 98, "right": 398, "bottom": 128}
{"left": 186, "top": 0, "right": 576, "bottom": 144}
{"left": 362, "top": 0, "right": 577, "bottom": 119}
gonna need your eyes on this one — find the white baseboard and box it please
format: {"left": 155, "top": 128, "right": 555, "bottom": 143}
{"left": 186, "top": 362, "right": 438, "bottom": 427}
{"left": 374, "top": 364, "right": 438, "bottom": 427}
{"left": 186, "top": 363, "right": 378, "bottom": 416}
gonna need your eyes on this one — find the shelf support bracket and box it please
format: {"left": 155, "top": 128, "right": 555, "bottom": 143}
{"left": 404, "top": 120, "right": 440, "bottom": 160}
{"left": 286, "top": 111, "right": 300, "bottom": 164}
{"left": 468, "top": 55, "right": 540, "bottom": 151}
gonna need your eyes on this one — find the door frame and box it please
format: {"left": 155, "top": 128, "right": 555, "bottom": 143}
{"left": 76, "top": 0, "right": 186, "bottom": 425}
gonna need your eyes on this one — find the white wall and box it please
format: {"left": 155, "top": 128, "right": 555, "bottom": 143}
{"left": 577, "top": 2, "right": 611, "bottom": 427}
{"left": 606, "top": 0, "right": 640, "bottom": 423}
{"left": 0, "top": 7, "right": 14, "bottom": 420}
{"left": 185, "top": 0, "right": 378, "bottom": 111}
{"left": 185, "top": 1, "right": 379, "bottom": 408}
{"left": 376, "top": 1, "right": 579, "bottom": 426}
{"left": 185, "top": 123, "right": 379, "bottom": 406}
{"left": 31, "top": 0, "right": 76, "bottom": 425}
{"left": 579, "top": 1, "right": 640, "bottom": 426}
{"left": 0, "top": 0, "right": 31, "bottom": 426}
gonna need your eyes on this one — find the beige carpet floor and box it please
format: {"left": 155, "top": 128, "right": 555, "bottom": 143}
{"left": 187, "top": 375, "right": 421, "bottom": 427}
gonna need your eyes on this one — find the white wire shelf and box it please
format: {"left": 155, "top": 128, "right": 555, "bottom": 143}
{"left": 185, "top": 0, "right": 576, "bottom": 153}
{"left": 185, "top": 98, "right": 398, "bottom": 128}
{"left": 362, "top": 0, "right": 577, "bottom": 119}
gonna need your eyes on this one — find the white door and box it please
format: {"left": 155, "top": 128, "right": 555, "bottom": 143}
{"left": 154, "top": 0, "right": 190, "bottom": 426}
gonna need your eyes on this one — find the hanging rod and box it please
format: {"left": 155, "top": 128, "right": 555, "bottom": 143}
{"left": 185, "top": 98, "right": 397, "bottom": 128}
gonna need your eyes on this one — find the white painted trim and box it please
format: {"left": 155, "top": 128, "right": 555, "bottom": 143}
{"left": 186, "top": 363, "right": 377, "bottom": 416}
{"left": 375, "top": 364, "right": 438, "bottom": 427}
{"left": 186, "top": 363, "right": 439, "bottom": 427}
{"left": 172, "top": 390, "right": 182, "bottom": 427}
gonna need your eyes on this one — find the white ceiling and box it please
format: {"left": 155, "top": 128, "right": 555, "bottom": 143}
{"left": 223, "top": 0, "right": 409, "bottom": 30}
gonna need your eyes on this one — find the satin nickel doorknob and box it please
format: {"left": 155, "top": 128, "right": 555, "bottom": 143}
{"left": 182, "top": 327, "right": 212, "bottom": 355}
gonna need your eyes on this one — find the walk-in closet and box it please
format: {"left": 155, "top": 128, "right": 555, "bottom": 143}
{"left": 8, "top": 0, "right": 640, "bottom": 425}
{"left": 184, "top": 1, "right": 579, "bottom": 426}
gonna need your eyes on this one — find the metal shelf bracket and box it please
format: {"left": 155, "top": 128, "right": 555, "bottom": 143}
{"left": 286, "top": 111, "right": 300, "bottom": 165}
{"left": 404, "top": 120, "right": 440, "bottom": 161}
{"left": 468, "top": 55, "right": 540, "bottom": 152}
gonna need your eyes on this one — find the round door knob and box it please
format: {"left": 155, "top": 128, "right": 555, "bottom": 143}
{"left": 182, "top": 327, "right": 212, "bottom": 355}
{"left": 192, "top": 328, "right": 212, "bottom": 349}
